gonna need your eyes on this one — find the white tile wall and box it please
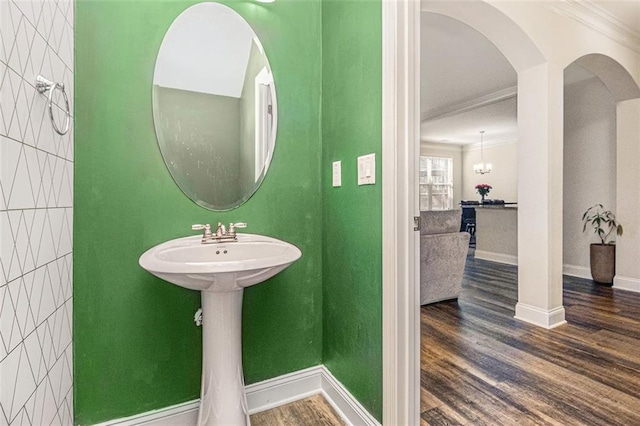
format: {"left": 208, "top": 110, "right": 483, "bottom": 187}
{"left": 0, "top": 0, "right": 73, "bottom": 424}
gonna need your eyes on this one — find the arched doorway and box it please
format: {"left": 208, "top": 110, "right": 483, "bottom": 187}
{"left": 421, "top": 2, "right": 567, "bottom": 327}
{"left": 563, "top": 54, "right": 640, "bottom": 290}
{"left": 381, "top": 1, "right": 556, "bottom": 423}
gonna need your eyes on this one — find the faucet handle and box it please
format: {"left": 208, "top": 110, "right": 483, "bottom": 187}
{"left": 228, "top": 222, "right": 247, "bottom": 236}
{"left": 192, "top": 224, "right": 212, "bottom": 237}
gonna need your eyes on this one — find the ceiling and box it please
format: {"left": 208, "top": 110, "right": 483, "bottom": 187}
{"left": 420, "top": 3, "right": 638, "bottom": 146}
{"left": 420, "top": 13, "right": 516, "bottom": 122}
{"left": 421, "top": 97, "right": 517, "bottom": 145}
{"left": 420, "top": 13, "right": 517, "bottom": 145}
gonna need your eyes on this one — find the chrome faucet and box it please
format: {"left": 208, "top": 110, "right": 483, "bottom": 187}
{"left": 192, "top": 222, "right": 247, "bottom": 243}
{"left": 214, "top": 222, "right": 226, "bottom": 237}
{"left": 228, "top": 222, "right": 246, "bottom": 237}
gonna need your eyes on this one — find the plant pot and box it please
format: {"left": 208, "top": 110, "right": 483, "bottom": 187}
{"left": 590, "top": 243, "right": 616, "bottom": 284}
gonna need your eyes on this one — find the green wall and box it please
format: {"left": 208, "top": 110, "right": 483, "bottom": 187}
{"left": 74, "top": 1, "right": 322, "bottom": 424}
{"left": 321, "top": 0, "right": 383, "bottom": 421}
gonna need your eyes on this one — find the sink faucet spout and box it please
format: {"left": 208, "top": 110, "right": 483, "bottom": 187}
{"left": 192, "top": 222, "right": 247, "bottom": 244}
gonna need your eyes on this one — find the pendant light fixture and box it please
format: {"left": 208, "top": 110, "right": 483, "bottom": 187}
{"left": 473, "top": 130, "right": 492, "bottom": 175}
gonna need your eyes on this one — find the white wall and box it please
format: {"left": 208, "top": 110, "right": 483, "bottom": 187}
{"left": 420, "top": 142, "right": 462, "bottom": 208}
{"left": 615, "top": 98, "right": 640, "bottom": 292}
{"left": 0, "top": 0, "right": 74, "bottom": 424}
{"left": 563, "top": 74, "right": 617, "bottom": 270}
{"left": 461, "top": 141, "right": 518, "bottom": 201}
{"left": 154, "top": 2, "right": 254, "bottom": 98}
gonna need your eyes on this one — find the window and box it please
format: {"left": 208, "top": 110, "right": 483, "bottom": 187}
{"left": 419, "top": 156, "right": 453, "bottom": 211}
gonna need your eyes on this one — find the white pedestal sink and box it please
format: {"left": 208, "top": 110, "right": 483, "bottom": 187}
{"left": 139, "top": 233, "right": 302, "bottom": 425}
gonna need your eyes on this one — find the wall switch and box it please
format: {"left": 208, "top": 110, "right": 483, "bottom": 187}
{"left": 357, "top": 153, "right": 376, "bottom": 185}
{"left": 332, "top": 161, "right": 342, "bottom": 187}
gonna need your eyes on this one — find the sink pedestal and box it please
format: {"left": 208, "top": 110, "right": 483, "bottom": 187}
{"left": 138, "top": 233, "right": 302, "bottom": 426}
{"left": 197, "top": 289, "right": 250, "bottom": 426}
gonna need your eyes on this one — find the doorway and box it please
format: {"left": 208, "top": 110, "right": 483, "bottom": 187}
{"left": 382, "top": 1, "right": 562, "bottom": 424}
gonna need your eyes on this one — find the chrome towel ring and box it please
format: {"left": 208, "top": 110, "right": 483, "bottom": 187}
{"left": 35, "top": 75, "right": 71, "bottom": 135}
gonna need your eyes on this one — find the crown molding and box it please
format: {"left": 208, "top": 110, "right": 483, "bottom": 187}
{"left": 463, "top": 138, "right": 518, "bottom": 151}
{"left": 552, "top": 0, "right": 640, "bottom": 54}
{"left": 421, "top": 86, "right": 517, "bottom": 122}
{"left": 419, "top": 141, "right": 465, "bottom": 151}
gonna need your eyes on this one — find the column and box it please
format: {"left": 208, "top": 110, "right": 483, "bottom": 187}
{"left": 515, "top": 62, "right": 566, "bottom": 328}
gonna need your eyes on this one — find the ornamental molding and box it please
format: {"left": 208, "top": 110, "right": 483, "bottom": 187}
{"left": 421, "top": 86, "right": 517, "bottom": 123}
{"left": 463, "top": 139, "right": 518, "bottom": 151}
{"left": 552, "top": 0, "right": 640, "bottom": 54}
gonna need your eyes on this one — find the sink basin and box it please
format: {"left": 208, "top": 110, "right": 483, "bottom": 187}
{"left": 139, "top": 232, "right": 301, "bottom": 426}
{"left": 139, "top": 233, "right": 302, "bottom": 292}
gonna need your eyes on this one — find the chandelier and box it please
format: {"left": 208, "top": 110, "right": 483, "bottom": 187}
{"left": 473, "top": 131, "right": 492, "bottom": 175}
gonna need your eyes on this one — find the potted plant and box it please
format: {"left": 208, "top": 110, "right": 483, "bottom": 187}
{"left": 582, "top": 204, "right": 623, "bottom": 284}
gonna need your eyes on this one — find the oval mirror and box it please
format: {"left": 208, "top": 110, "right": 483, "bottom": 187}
{"left": 152, "top": 2, "right": 277, "bottom": 211}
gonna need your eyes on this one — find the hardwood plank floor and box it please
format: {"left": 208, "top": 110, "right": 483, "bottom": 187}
{"left": 250, "top": 394, "right": 346, "bottom": 426}
{"left": 421, "top": 253, "right": 640, "bottom": 426}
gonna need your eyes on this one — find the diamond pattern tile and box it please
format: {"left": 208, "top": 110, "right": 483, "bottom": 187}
{"left": 27, "top": 31, "right": 47, "bottom": 86}
{"left": 0, "top": 64, "right": 8, "bottom": 136}
{"left": 0, "top": 68, "right": 17, "bottom": 138}
{"left": 0, "top": 0, "right": 73, "bottom": 424}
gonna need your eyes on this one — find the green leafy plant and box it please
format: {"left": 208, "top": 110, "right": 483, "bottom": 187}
{"left": 582, "top": 204, "right": 623, "bottom": 245}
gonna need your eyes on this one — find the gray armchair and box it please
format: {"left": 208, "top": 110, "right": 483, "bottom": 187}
{"left": 420, "top": 210, "right": 470, "bottom": 305}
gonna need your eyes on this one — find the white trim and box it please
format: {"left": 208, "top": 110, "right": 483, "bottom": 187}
{"left": 462, "top": 138, "right": 518, "bottom": 151}
{"left": 562, "top": 266, "right": 640, "bottom": 289}
{"left": 419, "top": 141, "right": 464, "bottom": 153}
{"left": 562, "top": 264, "right": 591, "bottom": 280}
{"left": 514, "top": 303, "right": 567, "bottom": 329}
{"left": 246, "top": 365, "right": 324, "bottom": 414}
{"left": 552, "top": 0, "right": 640, "bottom": 54}
{"left": 92, "top": 366, "right": 380, "bottom": 426}
{"left": 320, "top": 367, "right": 381, "bottom": 426}
{"left": 421, "top": 86, "right": 517, "bottom": 122}
{"left": 92, "top": 400, "right": 199, "bottom": 426}
{"left": 474, "top": 250, "right": 518, "bottom": 266}
{"left": 613, "top": 275, "right": 640, "bottom": 293}
{"left": 382, "top": 0, "right": 421, "bottom": 425}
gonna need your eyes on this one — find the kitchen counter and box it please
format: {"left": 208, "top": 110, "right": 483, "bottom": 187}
{"left": 474, "top": 206, "right": 518, "bottom": 265}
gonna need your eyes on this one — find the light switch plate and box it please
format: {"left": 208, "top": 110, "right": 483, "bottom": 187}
{"left": 332, "top": 161, "right": 342, "bottom": 187}
{"left": 357, "top": 153, "right": 376, "bottom": 185}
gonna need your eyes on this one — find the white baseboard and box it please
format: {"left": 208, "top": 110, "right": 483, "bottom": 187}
{"left": 245, "top": 365, "right": 324, "bottom": 414}
{"left": 562, "top": 264, "right": 591, "bottom": 280}
{"left": 514, "top": 303, "right": 567, "bottom": 329}
{"left": 320, "top": 367, "right": 380, "bottom": 425}
{"left": 474, "top": 250, "right": 518, "bottom": 266}
{"left": 613, "top": 275, "right": 640, "bottom": 293}
{"left": 92, "top": 400, "right": 199, "bottom": 426}
{"left": 93, "top": 365, "right": 380, "bottom": 426}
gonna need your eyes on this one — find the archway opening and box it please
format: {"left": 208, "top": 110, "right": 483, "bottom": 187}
{"left": 417, "top": 5, "right": 554, "bottom": 423}
{"left": 562, "top": 54, "right": 640, "bottom": 292}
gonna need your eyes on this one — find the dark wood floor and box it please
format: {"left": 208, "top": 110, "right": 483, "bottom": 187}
{"left": 251, "top": 394, "right": 345, "bottom": 426}
{"left": 421, "top": 253, "right": 640, "bottom": 425}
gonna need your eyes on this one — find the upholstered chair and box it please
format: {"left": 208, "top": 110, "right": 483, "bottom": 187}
{"left": 420, "top": 210, "right": 470, "bottom": 305}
